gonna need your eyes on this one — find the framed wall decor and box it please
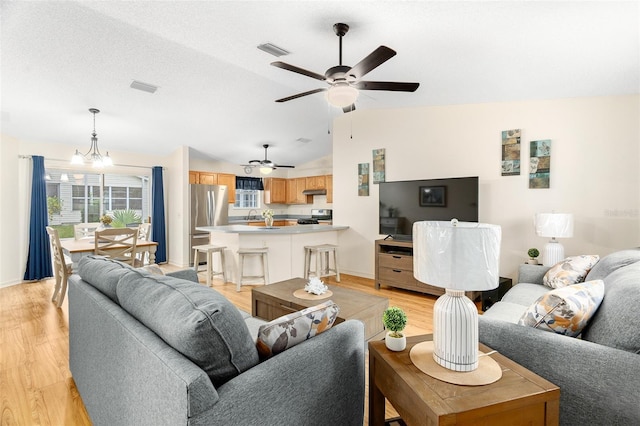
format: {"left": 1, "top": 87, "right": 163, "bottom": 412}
{"left": 419, "top": 186, "right": 446, "bottom": 207}
{"left": 372, "top": 148, "right": 386, "bottom": 183}
{"left": 501, "top": 129, "right": 521, "bottom": 176}
{"left": 529, "top": 139, "right": 551, "bottom": 189}
{"left": 358, "top": 163, "right": 370, "bottom": 196}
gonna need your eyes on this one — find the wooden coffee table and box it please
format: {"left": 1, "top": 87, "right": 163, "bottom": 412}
{"left": 369, "top": 334, "right": 560, "bottom": 425}
{"left": 251, "top": 277, "right": 389, "bottom": 341}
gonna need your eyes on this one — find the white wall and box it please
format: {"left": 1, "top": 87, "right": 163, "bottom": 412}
{"left": 332, "top": 95, "right": 640, "bottom": 281}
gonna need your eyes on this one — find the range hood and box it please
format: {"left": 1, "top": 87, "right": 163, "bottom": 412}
{"left": 302, "top": 189, "right": 327, "bottom": 195}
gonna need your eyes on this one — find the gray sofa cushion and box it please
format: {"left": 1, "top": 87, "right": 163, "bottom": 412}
{"left": 581, "top": 262, "right": 640, "bottom": 353}
{"left": 500, "top": 283, "right": 550, "bottom": 306}
{"left": 116, "top": 269, "right": 260, "bottom": 387}
{"left": 77, "top": 255, "right": 134, "bottom": 303}
{"left": 585, "top": 248, "right": 640, "bottom": 281}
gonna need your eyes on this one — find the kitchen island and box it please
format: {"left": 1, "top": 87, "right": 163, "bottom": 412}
{"left": 196, "top": 224, "right": 349, "bottom": 285}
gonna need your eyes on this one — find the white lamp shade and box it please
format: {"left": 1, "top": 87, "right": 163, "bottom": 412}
{"left": 413, "top": 221, "right": 501, "bottom": 291}
{"left": 327, "top": 83, "right": 359, "bottom": 107}
{"left": 535, "top": 213, "right": 574, "bottom": 238}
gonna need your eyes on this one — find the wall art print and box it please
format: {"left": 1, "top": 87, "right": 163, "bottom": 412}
{"left": 372, "top": 148, "right": 386, "bottom": 184}
{"left": 529, "top": 139, "right": 551, "bottom": 189}
{"left": 501, "top": 129, "right": 521, "bottom": 176}
{"left": 358, "top": 163, "right": 370, "bottom": 196}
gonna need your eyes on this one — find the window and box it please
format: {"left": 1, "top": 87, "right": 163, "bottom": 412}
{"left": 45, "top": 168, "right": 151, "bottom": 228}
{"left": 234, "top": 189, "right": 261, "bottom": 209}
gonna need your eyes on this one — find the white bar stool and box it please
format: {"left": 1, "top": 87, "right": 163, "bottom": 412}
{"left": 192, "top": 244, "right": 227, "bottom": 286}
{"left": 304, "top": 244, "right": 340, "bottom": 282}
{"left": 237, "top": 247, "right": 269, "bottom": 291}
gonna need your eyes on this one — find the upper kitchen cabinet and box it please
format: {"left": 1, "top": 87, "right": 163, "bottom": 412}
{"left": 189, "top": 171, "right": 236, "bottom": 203}
{"left": 263, "top": 178, "right": 287, "bottom": 204}
{"left": 305, "top": 175, "right": 326, "bottom": 190}
{"left": 286, "top": 177, "right": 310, "bottom": 204}
{"left": 326, "top": 175, "right": 333, "bottom": 203}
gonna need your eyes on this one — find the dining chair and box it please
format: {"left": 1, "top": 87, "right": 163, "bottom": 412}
{"left": 46, "top": 226, "right": 73, "bottom": 307}
{"left": 74, "top": 222, "right": 100, "bottom": 240}
{"left": 135, "top": 223, "right": 152, "bottom": 265}
{"left": 94, "top": 228, "right": 138, "bottom": 265}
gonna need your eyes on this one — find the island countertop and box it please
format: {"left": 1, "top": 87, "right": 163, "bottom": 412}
{"left": 196, "top": 224, "right": 349, "bottom": 234}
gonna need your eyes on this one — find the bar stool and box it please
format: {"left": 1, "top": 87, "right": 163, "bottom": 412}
{"left": 237, "top": 247, "right": 269, "bottom": 291}
{"left": 192, "top": 244, "right": 227, "bottom": 286}
{"left": 304, "top": 244, "right": 340, "bottom": 282}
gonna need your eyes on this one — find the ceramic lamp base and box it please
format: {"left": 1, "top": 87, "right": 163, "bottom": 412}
{"left": 543, "top": 240, "right": 565, "bottom": 266}
{"left": 432, "top": 289, "right": 479, "bottom": 372}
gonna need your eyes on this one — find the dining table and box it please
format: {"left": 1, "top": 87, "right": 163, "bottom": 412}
{"left": 60, "top": 238, "right": 158, "bottom": 269}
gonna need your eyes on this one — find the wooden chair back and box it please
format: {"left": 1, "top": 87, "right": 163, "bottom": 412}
{"left": 94, "top": 228, "right": 138, "bottom": 265}
{"left": 74, "top": 222, "right": 100, "bottom": 240}
{"left": 137, "top": 223, "right": 151, "bottom": 241}
{"left": 46, "top": 226, "right": 72, "bottom": 307}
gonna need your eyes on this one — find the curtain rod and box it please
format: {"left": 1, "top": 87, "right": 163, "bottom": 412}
{"left": 18, "top": 155, "right": 165, "bottom": 170}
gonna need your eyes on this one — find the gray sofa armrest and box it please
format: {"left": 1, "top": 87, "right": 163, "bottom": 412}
{"left": 517, "top": 264, "right": 550, "bottom": 284}
{"left": 199, "top": 320, "right": 366, "bottom": 426}
{"left": 166, "top": 268, "right": 199, "bottom": 282}
{"left": 479, "top": 317, "right": 640, "bottom": 426}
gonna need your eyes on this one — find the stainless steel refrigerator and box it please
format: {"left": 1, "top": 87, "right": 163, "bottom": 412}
{"left": 190, "top": 184, "right": 229, "bottom": 266}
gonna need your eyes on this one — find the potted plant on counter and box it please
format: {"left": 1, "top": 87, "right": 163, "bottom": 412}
{"left": 383, "top": 306, "right": 408, "bottom": 351}
{"left": 526, "top": 248, "right": 540, "bottom": 265}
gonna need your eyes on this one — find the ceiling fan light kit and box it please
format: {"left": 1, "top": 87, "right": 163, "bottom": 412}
{"left": 271, "top": 22, "right": 419, "bottom": 112}
{"left": 327, "top": 82, "right": 359, "bottom": 107}
{"left": 71, "top": 108, "right": 113, "bottom": 168}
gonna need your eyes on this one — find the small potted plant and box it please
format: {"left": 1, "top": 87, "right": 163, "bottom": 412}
{"left": 526, "top": 248, "right": 540, "bottom": 265}
{"left": 261, "top": 209, "right": 274, "bottom": 228}
{"left": 382, "top": 306, "right": 408, "bottom": 351}
{"left": 99, "top": 214, "right": 113, "bottom": 230}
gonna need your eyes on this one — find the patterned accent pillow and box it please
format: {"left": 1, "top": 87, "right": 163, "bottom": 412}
{"left": 543, "top": 255, "right": 600, "bottom": 288}
{"left": 257, "top": 300, "right": 340, "bottom": 360}
{"left": 518, "top": 280, "right": 605, "bottom": 337}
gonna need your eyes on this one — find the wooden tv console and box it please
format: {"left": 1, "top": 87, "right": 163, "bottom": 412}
{"left": 375, "top": 239, "right": 480, "bottom": 300}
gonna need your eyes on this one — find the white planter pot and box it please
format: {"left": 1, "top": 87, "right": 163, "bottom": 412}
{"left": 385, "top": 332, "right": 406, "bottom": 351}
{"left": 526, "top": 258, "right": 539, "bottom": 265}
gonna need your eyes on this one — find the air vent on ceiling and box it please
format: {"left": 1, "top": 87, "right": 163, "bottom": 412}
{"left": 296, "top": 137, "right": 312, "bottom": 144}
{"left": 130, "top": 80, "right": 159, "bottom": 94}
{"left": 257, "top": 43, "right": 290, "bottom": 57}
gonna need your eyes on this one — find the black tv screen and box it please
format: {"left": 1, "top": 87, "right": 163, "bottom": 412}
{"left": 379, "top": 176, "right": 479, "bottom": 240}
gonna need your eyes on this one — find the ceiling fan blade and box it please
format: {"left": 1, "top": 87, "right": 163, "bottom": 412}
{"left": 274, "top": 164, "right": 295, "bottom": 168}
{"left": 353, "top": 81, "right": 420, "bottom": 92}
{"left": 271, "top": 61, "right": 326, "bottom": 81}
{"left": 275, "top": 88, "right": 328, "bottom": 103}
{"left": 347, "top": 46, "right": 396, "bottom": 80}
{"left": 342, "top": 104, "right": 356, "bottom": 113}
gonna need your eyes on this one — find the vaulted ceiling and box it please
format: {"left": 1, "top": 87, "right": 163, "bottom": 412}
{"left": 2, "top": 1, "right": 638, "bottom": 167}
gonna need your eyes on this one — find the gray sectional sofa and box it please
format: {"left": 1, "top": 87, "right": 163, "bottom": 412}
{"left": 479, "top": 249, "right": 640, "bottom": 426}
{"left": 68, "top": 256, "right": 365, "bottom": 426}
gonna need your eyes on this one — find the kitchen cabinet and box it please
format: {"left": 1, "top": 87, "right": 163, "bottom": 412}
{"left": 189, "top": 171, "right": 236, "bottom": 203}
{"left": 263, "top": 178, "right": 287, "bottom": 204}
{"left": 286, "top": 178, "right": 310, "bottom": 204}
{"left": 326, "top": 174, "right": 333, "bottom": 203}
{"left": 305, "top": 175, "right": 326, "bottom": 190}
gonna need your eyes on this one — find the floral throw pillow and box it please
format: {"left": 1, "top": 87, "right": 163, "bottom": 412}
{"left": 256, "top": 300, "right": 340, "bottom": 360}
{"left": 543, "top": 255, "right": 600, "bottom": 288}
{"left": 518, "top": 280, "right": 605, "bottom": 337}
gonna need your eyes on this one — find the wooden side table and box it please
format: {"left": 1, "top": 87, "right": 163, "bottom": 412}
{"left": 369, "top": 334, "right": 559, "bottom": 425}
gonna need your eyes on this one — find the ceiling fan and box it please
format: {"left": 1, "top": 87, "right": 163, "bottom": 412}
{"left": 243, "top": 144, "right": 294, "bottom": 175}
{"left": 271, "top": 23, "right": 419, "bottom": 113}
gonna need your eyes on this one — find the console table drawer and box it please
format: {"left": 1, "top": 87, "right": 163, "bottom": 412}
{"left": 379, "top": 267, "right": 420, "bottom": 285}
{"left": 379, "top": 253, "right": 413, "bottom": 270}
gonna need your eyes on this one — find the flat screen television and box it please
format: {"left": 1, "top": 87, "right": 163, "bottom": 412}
{"left": 379, "top": 176, "right": 479, "bottom": 240}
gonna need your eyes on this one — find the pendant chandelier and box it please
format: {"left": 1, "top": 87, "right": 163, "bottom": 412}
{"left": 71, "top": 108, "right": 112, "bottom": 167}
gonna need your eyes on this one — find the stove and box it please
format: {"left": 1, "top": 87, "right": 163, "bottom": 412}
{"left": 297, "top": 209, "right": 332, "bottom": 225}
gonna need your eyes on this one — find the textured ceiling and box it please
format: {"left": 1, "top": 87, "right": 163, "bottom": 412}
{"left": 2, "top": 1, "right": 638, "bottom": 167}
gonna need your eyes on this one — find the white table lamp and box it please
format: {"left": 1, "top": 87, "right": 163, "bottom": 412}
{"left": 535, "top": 213, "right": 574, "bottom": 266}
{"left": 413, "top": 220, "right": 501, "bottom": 372}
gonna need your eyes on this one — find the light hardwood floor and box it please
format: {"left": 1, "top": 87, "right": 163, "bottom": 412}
{"left": 0, "top": 267, "right": 459, "bottom": 425}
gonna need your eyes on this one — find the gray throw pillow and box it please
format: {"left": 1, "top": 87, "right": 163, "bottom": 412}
{"left": 116, "top": 270, "right": 259, "bottom": 387}
{"left": 77, "top": 255, "right": 135, "bottom": 303}
{"left": 585, "top": 248, "right": 640, "bottom": 281}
